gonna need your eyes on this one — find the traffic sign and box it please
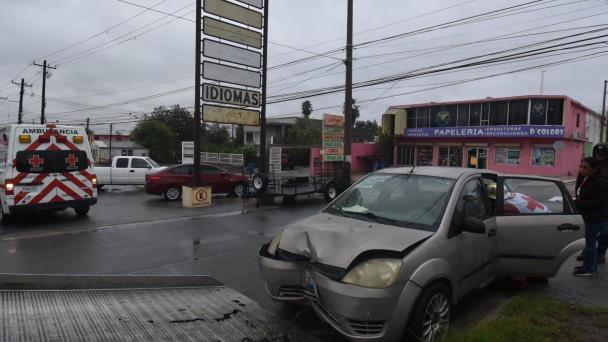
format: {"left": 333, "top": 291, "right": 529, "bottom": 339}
{"left": 203, "top": 61, "right": 261, "bottom": 88}
{"left": 203, "top": 39, "right": 262, "bottom": 68}
{"left": 204, "top": 0, "right": 263, "bottom": 29}
{"left": 203, "top": 16, "right": 262, "bottom": 49}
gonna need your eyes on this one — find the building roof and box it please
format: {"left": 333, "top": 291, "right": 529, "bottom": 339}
{"left": 387, "top": 95, "right": 598, "bottom": 115}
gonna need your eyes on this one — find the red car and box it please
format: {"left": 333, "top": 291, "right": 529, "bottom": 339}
{"left": 145, "top": 163, "right": 246, "bottom": 201}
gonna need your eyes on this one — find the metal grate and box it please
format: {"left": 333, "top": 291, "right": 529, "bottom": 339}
{"left": 0, "top": 287, "right": 313, "bottom": 342}
{"left": 346, "top": 319, "right": 386, "bottom": 336}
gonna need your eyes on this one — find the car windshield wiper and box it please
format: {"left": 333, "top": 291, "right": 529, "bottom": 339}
{"left": 342, "top": 210, "right": 399, "bottom": 226}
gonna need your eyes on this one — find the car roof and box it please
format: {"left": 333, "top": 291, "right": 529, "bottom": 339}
{"left": 376, "top": 166, "right": 499, "bottom": 179}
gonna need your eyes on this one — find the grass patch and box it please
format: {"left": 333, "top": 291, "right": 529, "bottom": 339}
{"left": 443, "top": 294, "right": 608, "bottom": 342}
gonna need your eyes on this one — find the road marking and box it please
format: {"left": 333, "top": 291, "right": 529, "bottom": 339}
{"left": 0, "top": 207, "right": 279, "bottom": 242}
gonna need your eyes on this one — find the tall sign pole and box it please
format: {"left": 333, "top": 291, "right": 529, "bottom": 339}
{"left": 601, "top": 80, "right": 607, "bottom": 143}
{"left": 259, "top": 0, "right": 269, "bottom": 173}
{"left": 343, "top": 0, "right": 353, "bottom": 182}
{"left": 193, "top": 0, "right": 203, "bottom": 187}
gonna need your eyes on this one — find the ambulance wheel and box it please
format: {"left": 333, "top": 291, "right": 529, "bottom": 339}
{"left": 74, "top": 206, "right": 90, "bottom": 216}
{"left": 164, "top": 186, "right": 182, "bottom": 201}
{"left": 0, "top": 209, "right": 13, "bottom": 225}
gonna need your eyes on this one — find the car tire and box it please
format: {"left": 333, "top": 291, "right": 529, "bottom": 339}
{"left": 97, "top": 185, "right": 104, "bottom": 191}
{"left": 0, "top": 206, "right": 13, "bottom": 225}
{"left": 406, "top": 282, "right": 451, "bottom": 342}
{"left": 164, "top": 186, "right": 182, "bottom": 201}
{"left": 252, "top": 174, "right": 268, "bottom": 193}
{"left": 231, "top": 182, "right": 245, "bottom": 198}
{"left": 74, "top": 206, "right": 90, "bottom": 216}
{"left": 323, "top": 182, "right": 338, "bottom": 202}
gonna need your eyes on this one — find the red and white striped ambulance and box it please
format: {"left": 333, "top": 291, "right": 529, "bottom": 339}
{"left": 0, "top": 124, "right": 97, "bottom": 224}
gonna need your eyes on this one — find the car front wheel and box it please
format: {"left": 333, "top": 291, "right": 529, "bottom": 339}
{"left": 164, "top": 186, "right": 182, "bottom": 201}
{"left": 407, "top": 282, "right": 451, "bottom": 342}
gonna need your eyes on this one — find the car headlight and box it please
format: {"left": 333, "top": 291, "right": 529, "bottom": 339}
{"left": 267, "top": 231, "right": 283, "bottom": 256}
{"left": 342, "top": 259, "right": 402, "bottom": 289}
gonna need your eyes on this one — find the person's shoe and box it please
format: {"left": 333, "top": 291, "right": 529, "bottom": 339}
{"left": 598, "top": 255, "right": 606, "bottom": 264}
{"left": 573, "top": 269, "right": 597, "bottom": 277}
{"left": 576, "top": 254, "right": 585, "bottom": 261}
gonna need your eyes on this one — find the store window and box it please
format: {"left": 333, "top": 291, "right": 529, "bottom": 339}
{"left": 481, "top": 103, "right": 490, "bottom": 125}
{"left": 489, "top": 101, "right": 508, "bottom": 126}
{"left": 396, "top": 144, "right": 415, "bottom": 166}
{"left": 406, "top": 110, "right": 416, "bottom": 128}
{"left": 508, "top": 100, "right": 528, "bottom": 125}
{"left": 416, "top": 146, "right": 434, "bottom": 166}
{"left": 531, "top": 147, "right": 555, "bottom": 166}
{"left": 547, "top": 99, "right": 564, "bottom": 125}
{"left": 530, "top": 99, "right": 547, "bottom": 125}
{"left": 438, "top": 146, "right": 463, "bottom": 167}
{"left": 495, "top": 146, "right": 521, "bottom": 165}
{"left": 417, "top": 107, "right": 431, "bottom": 128}
{"left": 470, "top": 103, "right": 481, "bottom": 126}
{"left": 457, "top": 104, "right": 469, "bottom": 126}
{"left": 431, "top": 106, "right": 456, "bottom": 127}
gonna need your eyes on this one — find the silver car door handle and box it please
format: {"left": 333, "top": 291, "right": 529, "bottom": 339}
{"left": 130, "top": 170, "right": 135, "bottom": 173}
{"left": 557, "top": 223, "right": 580, "bottom": 231}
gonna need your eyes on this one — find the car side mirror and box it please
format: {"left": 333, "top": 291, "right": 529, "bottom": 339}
{"left": 461, "top": 217, "right": 486, "bottom": 234}
{"left": 147, "top": 165, "right": 152, "bottom": 169}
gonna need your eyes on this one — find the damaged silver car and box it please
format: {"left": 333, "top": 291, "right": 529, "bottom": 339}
{"left": 259, "top": 167, "right": 584, "bottom": 341}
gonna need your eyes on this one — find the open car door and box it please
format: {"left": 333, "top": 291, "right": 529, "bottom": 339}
{"left": 495, "top": 176, "right": 584, "bottom": 277}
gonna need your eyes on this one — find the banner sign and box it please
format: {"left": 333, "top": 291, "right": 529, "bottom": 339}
{"left": 203, "top": 61, "right": 261, "bottom": 88}
{"left": 404, "top": 125, "right": 565, "bottom": 138}
{"left": 203, "top": 104, "right": 260, "bottom": 126}
{"left": 203, "top": 17, "right": 262, "bottom": 49}
{"left": 203, "top": 83, "right": 261, "bottom": 108}
{"left": 204, "top": 0, "right": 263, "bottom": 29}
{"left": 203, "top": 39, "right": 262, "bottom": 68}
{"left": 323, "top": 114, "right": 345, "bottom": 162}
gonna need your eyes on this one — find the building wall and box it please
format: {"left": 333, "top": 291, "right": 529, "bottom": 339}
{"left": 310, "top": 143, "right": 378, "bottom": 174}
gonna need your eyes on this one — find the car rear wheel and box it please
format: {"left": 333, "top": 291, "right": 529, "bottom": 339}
{"left": 74, "top": 206, "right": 90, "bottom": 216}
{"left": 323, "top": 182, "right": 338, "bottom": 202}
{"left": 164, "top": 186, "right": 182, "bottom": 201}
{"left": 231, "top": 183, "right": 245, "bottom": 198}
{"left": 0, "top": 207, "right": 13, "bottom": 225}
{"left": 407, "top": 283, "right": 451, "bottom": 342}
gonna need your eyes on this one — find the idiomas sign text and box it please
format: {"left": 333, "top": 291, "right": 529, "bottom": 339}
{"left": 404, "top": 125, "right": 565, "bottom": 138}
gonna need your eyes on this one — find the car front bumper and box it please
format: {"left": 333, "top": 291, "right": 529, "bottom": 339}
{"left": 258, "top": 245, "right": 422, "bottom": 342}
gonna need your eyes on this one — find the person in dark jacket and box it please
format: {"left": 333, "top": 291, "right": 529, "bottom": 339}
{"left": 574, "top": 157, "right": 608, "bottom": 277}
{"left": 575, "top": 143, "right": 608, "bottom": 264}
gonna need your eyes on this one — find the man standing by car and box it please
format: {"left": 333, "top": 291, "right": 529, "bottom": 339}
{"left": 576, "top": 143, "right": 608, "bottom": 264}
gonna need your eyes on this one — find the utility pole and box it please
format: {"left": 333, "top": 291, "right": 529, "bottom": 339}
{"left": 86, "top": 118, "right": 90, "bottom": 134}
{"left": 109, "top": 123, "right": 113, "bottom": 161}
{"left": 343, "top": 0, "right": 354, "bottom": 183}
{"left": 33, "top": 60, "right": 57, "bottom": 125}
{"left": 259, "top": 0, "right": 270, "bottom": 173}
{"left": 601, "top": 80, "right": 607, "bottom": 143}
{"left": 192, "top": 0, "right": 202, "bottom": 186}
{"left": 11, "top": 78, "right": 33, "bottom": 124}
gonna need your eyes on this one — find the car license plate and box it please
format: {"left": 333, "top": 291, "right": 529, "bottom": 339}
{"left": 304, "top": 271, "right": 319, "bottom": 298}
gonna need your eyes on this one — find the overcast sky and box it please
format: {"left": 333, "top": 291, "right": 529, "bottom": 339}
{"left": 1, "top": 0, "right": 607, "bottom": 133}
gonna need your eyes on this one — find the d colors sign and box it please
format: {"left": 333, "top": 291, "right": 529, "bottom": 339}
{"left": 405, "top": 125, "right": 565, "bottom": 138}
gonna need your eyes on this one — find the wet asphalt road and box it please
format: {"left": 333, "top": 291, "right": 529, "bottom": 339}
{"left": 0, "top": 181, "right": 605, "bottom": 341}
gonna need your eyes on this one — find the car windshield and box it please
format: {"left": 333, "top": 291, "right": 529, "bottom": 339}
{"left": 325, "top": 174, "right": 455, "bottom": 232}
{"left": 146, "top": 158, "right": 160, "bottom": 168}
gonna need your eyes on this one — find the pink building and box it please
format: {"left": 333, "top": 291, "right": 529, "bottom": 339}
{"left": 382, "top": 95, "right": 599, "bottom": 178}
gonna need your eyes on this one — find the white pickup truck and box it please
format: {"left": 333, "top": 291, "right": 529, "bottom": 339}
{"left": 95, "top": 156, "right": 165, "bottom": 187}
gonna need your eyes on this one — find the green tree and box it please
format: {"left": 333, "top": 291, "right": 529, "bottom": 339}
{"left": 343, "top": 98, "right": 360, "bottom": 126}
{"left": 235, "top": 125, "right": 244, "bottom": 145}
{"left": 149, "top": 105, "right": 195, "bottom": 158}
{"left": 301, "top": 100, "right": 313, "bottom": 119}
{"left": 131, "top": 119, "right": 175, "bottom": 163}
{"left": 202, "top": 123, "right": 231, "bottom": 150}
{"left": 286, "top": 117, "right": 322, "bottom": 146}
{"left": 353, "top": 120, "right": 379, "bottom": 142}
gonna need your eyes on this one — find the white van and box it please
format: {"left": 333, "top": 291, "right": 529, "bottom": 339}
{"left": 0, "top": 124, "right": 97, "bottom": 224}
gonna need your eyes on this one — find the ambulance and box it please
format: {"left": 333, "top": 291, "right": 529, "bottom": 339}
{"left": 0, "top": 124, "right": 97, "bottom": 224}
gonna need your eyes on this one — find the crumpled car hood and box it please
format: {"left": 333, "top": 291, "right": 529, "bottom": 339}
{"left": 278, "top": 213, "right": 433, "bottom": 269}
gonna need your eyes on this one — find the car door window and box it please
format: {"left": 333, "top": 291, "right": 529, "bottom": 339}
{"left": 201, "top": 165, "right": 223, "bottom": 175}
{"left": 116, "top": 158, "right": 129, "bottom": 168}
{"left": 131, "top": 158, "right": 150, "bottom": 169}
{"left": 452, "top": 179, "right": 491, "bottom": 232}
{"left": 499, "top": 178, "right": 569, "bottom": 215}
{"left": 172, "top": 166, "right": 192, "bottom": 175}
